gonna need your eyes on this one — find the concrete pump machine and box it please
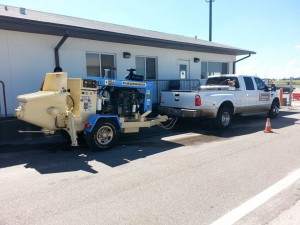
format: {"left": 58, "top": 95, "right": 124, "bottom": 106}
{"left": 15, "top": 70, "right": 171, "bottom": 150}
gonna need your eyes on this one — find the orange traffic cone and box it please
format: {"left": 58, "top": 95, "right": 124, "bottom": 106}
{"left": 264, "top": 118, "right": 272, "bottom": 133}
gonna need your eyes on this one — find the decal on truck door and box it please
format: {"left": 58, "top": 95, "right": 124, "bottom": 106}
{"left": 259, "top": 93, "right": 270, "bottom": 101}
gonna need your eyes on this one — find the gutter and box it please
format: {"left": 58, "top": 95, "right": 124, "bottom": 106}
{"left": 55, "top": 30, "right": 69, "bottom": 67}
{"left": 233, "top": 54, "right": 251, "bottom": 74}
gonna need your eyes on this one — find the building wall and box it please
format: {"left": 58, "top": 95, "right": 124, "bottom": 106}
{"left": 0, "top": 29, "right": 235, "bottom": 115}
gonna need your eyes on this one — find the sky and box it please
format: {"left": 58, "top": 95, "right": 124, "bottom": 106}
{"left": 1, "top": 0, "right": 299, "bottom": 79}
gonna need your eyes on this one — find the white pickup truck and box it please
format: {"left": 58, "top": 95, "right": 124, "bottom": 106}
{"left": 159, "top": 75, "right": 280, "bottom": 129}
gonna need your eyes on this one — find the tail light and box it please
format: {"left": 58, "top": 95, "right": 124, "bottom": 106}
{"left": 84, "top": 122, "right": 91, "bottom": 128}
{"left": 195, "top": 95, "right": 201, "bottom": 106}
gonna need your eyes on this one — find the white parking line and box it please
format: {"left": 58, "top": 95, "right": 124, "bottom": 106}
{"left": 210, "top": 168, "right": 300, "bottom": 225}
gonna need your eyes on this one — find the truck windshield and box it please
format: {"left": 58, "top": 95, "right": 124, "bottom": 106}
{"left": 206, "top": 77, "right": 240, "bottom": 88}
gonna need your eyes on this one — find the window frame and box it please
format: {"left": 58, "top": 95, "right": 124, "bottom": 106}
{"left": 86, "top": 52, "right": 116, "bottom": 78}
{"left": 135, "top": 56, "right": 157, "bottom": 80}
{"left": 201, "top": 61, "right": 229, "bottom": 79}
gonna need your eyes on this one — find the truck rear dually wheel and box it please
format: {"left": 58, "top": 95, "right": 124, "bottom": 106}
{"left": 86, "top": 119, "right": 119, "bottom": 150}
{"left": 215, "top": 107, "right": 232, "bottom": 129}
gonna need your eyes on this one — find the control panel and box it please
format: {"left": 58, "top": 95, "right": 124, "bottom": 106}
{"left": 82, "top": 79, "right": 97, "bottom": 89}
{"left": 80, "top": 90, "right": 97, "bottom": 113}
{"left": 67, "top": 78, "right": 97, "bottom": 123}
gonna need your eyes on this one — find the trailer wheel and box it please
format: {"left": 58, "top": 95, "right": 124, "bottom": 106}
{"left": 268, "top": 101, "right": 279, "bottom": 118}
{"left": 86, "top": 119, "right": 119, "bottom": 150}
{"left": 214, "top": 107, "right": 232, "bottom": 129}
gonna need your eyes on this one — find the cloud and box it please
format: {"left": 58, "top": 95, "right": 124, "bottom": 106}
{"left": 295, "top": 45, "right": 300, "bottom": 49}
{"left": 236, "top": 58, "right": 300, "bottom": 79}
{"left": 287, "top": 60, "right": 298, "bottom": 67}
{"left": 237, "top": 60, "right": 261, "bottom": 74}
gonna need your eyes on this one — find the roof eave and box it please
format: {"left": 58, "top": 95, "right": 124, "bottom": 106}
{"left": 0, "top": 15, "right": 256, "bottom": 56}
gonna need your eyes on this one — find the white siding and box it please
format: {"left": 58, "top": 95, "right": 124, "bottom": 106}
{"left": 0, "top": 30, "right": 59, "bottom": 115}
{"left": 0, "top": 31, "right": 11, "bottom": 116}
{"left": 0, "top": 29, "right": 236, "bottom": 115}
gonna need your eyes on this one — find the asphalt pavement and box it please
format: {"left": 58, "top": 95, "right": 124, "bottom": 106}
{"left": 1, "top": 101, "right": 300, "bottom": 225}
{"left": 264, "top": 99, "right": 300, "bottom": 225}
{"left": 233, "top": 99, "right": 300, "bottom": 225}
{"left": 269, "top": 201, "right": 300, "bottom": 225}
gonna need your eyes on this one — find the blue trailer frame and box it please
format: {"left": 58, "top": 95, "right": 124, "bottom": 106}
{"left": 84, "top": 77, "right": 155, "bottom": 133}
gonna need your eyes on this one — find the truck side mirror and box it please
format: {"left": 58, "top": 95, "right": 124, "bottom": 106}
{"left": 264, "top": 86, "right": 270, "bottom": 92}
{"left": 271, "top": 84, "right": 277, "bottom": 91}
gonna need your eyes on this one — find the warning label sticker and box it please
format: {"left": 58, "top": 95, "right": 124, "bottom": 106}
{"left": 122, "top": 81, "right": 146, "bottom": 87}
{"left": 105, "top": 80, "right": 116, "bottom": 85}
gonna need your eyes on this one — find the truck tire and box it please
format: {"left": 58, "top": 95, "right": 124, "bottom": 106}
{"left": 268, "top": 101, "right": 279, "bottom": 118}
{"left": 214, "top": 107, "right": 232, "bottom": 129}
{"left": 86, "top": 119, "right": 119, "bottom": 150}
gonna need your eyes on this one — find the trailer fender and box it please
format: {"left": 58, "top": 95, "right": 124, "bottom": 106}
{"left": 84, "top": 115, "right": 122, "bottom": 133}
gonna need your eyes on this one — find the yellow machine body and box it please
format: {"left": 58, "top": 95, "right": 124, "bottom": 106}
{"left": 15, "top": 72, "right": 69, "bottom": 131}
{"left": 66, "top": 78, "right": 97, "bottom": 130}
{"left": 15, "top": 72, "right": 97, "bottom": 134}
{"left": 15, "top": 71, "right": 169, "bottom": 149}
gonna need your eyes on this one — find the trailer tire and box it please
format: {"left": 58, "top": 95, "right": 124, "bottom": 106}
{"left": 86, "top": 119, "right": 119, "bottom": 150}
{"left": 214, "top": 107, "right": 232, "bottom": 129}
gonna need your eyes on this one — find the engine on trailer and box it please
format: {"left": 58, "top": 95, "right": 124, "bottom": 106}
{"left": 97, "top": 87, "right": 144, "bottom": 117}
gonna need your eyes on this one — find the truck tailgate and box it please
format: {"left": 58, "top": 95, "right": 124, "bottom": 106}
{"left": 160, "top": 90, "right": 199, "bottom": 109}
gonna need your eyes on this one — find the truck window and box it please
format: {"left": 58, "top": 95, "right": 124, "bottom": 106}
{"left": 243, "top": 77, "right": 255, "bottom": 90}
{"left": 206, "top": 77, "right": 240, "bottom": 88}
{"left": 254, "top": 77, "right": 267, "bottom": 90}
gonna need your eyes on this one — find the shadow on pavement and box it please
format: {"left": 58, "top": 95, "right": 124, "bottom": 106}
{"left": 0, "top": 136, "right": 182, "bottom": 174}
{"left": 210, "top": 110, "right": 299, "bottom": 138}
{"left": 0, "top": 108, "right": 299, "bottom": 174}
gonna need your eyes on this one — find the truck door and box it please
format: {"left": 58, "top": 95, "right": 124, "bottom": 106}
{"left": 254, "top": 77, "right": 272, "bottom": 111}
{"left": 243, "top": 76, "right": 258, "bottom": 112}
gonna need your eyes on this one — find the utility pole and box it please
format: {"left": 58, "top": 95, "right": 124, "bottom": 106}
{"left": 205, "top": 0, "right": 215, "bottom": 41}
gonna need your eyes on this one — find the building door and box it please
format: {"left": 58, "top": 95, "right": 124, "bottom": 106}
{"left": 178, "top": 60, "right": 189, "bottom": 80}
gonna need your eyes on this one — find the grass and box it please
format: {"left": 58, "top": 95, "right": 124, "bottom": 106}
{"left": 272, "top": 80, "right": 300, "bottom": 86}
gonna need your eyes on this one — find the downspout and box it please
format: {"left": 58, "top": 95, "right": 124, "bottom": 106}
{"left": 0, "top": 81, "right": 7, "bottom": 118}
{"left": 233, "top": 54, "right": 251, "bottom": 74}
{"left": 55, "top": 30, "right": 70, "bottom": 67}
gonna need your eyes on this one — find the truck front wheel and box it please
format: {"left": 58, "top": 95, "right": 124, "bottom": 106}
{"left": 86, "top": 119, "right": 119, "bottom": 150}
{"left": 268, "top": 101, "right": 279, "bottom": 118}
{"left": 215, "top": 107, "right": 232, "bottom": 129}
